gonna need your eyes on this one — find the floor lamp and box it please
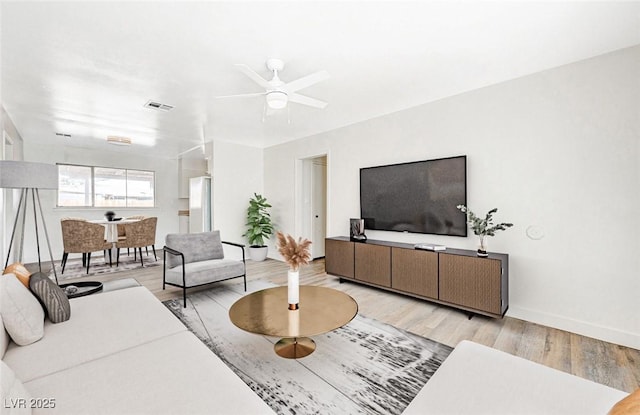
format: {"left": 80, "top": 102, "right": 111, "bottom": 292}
{"left": 0, "top": 160, "right": 59, "bottom": 283}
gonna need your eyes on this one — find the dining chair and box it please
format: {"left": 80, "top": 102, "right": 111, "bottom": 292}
{"left": 60, "top": 219, "right": 112, "bottom": 274}
{"left": 115, "top": 217, "right": 157, "bottom": 266}
{"left": 117, "top": 215, "right": 147, "bottom": 257}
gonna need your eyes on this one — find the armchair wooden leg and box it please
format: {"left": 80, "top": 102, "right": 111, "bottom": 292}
{"left": 146, "top": 246, "right": 149, "bottom": 256}
{"left": 162, "top": 250, "right": 167, "bottom": 290}
{"left": 82, "top": 253, "right": 86, "bottom": 267}
{"left": 116, "top": 248, "right": 120, "bottom": 267}
{"left": 61, "top": 253, "right": 68, "bottom": 274}
{"left": 152, "top": 245, "right": 157, "bottom": 261}
{"left": 86, "top": 252, "right": 91, "bottom": 274}
{"left": 139, "top": 247, "right": 144, "bottom": 266}
{"left": 108, "top": 249, "right": 112, "bottom": 267}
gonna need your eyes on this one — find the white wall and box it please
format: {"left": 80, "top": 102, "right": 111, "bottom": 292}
{"left": 21, "top": 143, "right": 179, "bottom": 263}
{"left": 1, "top": 107, "right": 25, "bottom": 265}
{"left": 264, "top": 46, "right": 640, "bottom": 349}
{"left": 212, "top": 140, "right": 263, "bottom": 260}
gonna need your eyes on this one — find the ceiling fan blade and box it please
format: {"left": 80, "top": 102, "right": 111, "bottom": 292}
{"left": 282, "top": 70, "right": 329, "bottom": 94}
{"left": 289, "top": 93, "right": 328, "bottom": 109}
{"left": 235, "top": 64, "right": 271, "bottom": 89}
{"left": 216, "top": 92, "right": 265, "bottom": 99}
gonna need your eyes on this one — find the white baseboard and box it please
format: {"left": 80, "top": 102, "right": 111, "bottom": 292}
{"left": 507, "top": 306, "right": 640, "bottom": 350}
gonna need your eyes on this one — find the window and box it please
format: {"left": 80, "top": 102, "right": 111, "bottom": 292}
{"left": 58, "top": 165, "right": 92, "bottom": 207}
{"left": 57, "top": 164, "right": 155, "bottom": 208}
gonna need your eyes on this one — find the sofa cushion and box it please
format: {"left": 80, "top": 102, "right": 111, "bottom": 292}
{"left": 24, "top": 331, "right": 275, "bottom": 415}
{"left": 609, "top": 388, "right": 639, "bottom": 415}
{"left": 29, "top": 272, "right": 71, "bottom": 324}
{"left": 0, "top": 274, "right": 44, "bottom": 346}
{"left": 2, "top": 287, "right": 187, "bottom": 382}
{"left": 3, "top": 262, "right": 31, "bottom": 288}
{"left": 404, "top": 340, "right": 627, "bottom": 415}
{"left": 165, "top": 231, "right": 224, "bottom": 268}
{"left": 1, "top": 314, "right": 10, "bottom": 359}
{"left": 0, "top": 360, "right": 32, "bottom": 415}
{"left": 164, "top": 258, "right": 245, "bottom": 287}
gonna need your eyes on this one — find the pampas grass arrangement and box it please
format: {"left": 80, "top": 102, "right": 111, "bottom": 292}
{"left": 276, "top": 231, "right": 312, "bottom": 271}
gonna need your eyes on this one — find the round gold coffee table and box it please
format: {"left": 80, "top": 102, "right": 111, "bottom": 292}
{"left": 229, "top": 286, "right": 358, "bottom": 359}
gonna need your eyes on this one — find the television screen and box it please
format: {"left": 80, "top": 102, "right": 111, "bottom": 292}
{"left": 360, "top": 155, "right": 467, "bottom": 236}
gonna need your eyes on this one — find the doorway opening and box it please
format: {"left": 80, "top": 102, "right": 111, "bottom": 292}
{"left": 296, "top": 155, "right": 327, "bottom": 260}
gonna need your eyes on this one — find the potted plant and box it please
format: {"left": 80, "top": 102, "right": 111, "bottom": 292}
{"left": 457, "top": 205, "right": 513, "bottom": 257}
{"left": 243, "top": 193, "right": 274, "bottom": 261}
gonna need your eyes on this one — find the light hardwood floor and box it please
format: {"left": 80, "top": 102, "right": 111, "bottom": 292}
{"left": 53, "top": 256, "right": 639, "bottom": 393}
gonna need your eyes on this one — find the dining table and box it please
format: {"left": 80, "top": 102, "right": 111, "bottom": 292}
{"left": 89, "top": 218, "right": 140, "bottom": 260}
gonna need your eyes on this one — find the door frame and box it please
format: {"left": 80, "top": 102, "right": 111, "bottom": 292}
{"left": 294, "top": 152, "right": 330, "bottom": 253}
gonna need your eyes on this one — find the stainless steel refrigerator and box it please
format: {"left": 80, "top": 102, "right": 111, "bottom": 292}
{"left": 189, "top": 176, "right": 211, "bottom": 233}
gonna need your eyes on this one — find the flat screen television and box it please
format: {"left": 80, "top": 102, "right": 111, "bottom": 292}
{"left": 360, "top": 155, "right": 467, "bottom": 236}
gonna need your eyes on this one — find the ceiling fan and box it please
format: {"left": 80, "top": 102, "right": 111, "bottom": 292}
{"left": 217, "top": 58, "right": 329, "bottom": 111}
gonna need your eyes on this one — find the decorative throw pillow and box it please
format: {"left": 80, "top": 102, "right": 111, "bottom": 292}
{"left": 2, "top": 263, "right": 31, "bottom": 288}
{"left": 609, "top": 388, "right": 640, "bottom": 415}
{"left": 0, "top": 275, "right": 44, "bottom": 346}
{"left": 29, "top": 272, "right": 71, "bottom": 324}
{"left": 0, "top": 361, "right": 32, "bottom": 415}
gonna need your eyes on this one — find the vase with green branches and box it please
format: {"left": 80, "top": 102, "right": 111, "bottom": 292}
{"left": 457, "top": 205, "right": 513, "bottom": 257}
{"left": 243, "top": 193, "right": 273, "bottom": 261}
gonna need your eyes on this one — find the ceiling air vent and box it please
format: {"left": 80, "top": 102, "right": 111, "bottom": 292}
{"left": 55, "top": 132, "right": 71, "bottom": 138}
{"left": 144, "top": 100, "right": 174, "bottom": 112}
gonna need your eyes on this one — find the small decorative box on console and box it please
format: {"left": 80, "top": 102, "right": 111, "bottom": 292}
{"left": 414, "top": 243, "right": 446, "bottom": 251}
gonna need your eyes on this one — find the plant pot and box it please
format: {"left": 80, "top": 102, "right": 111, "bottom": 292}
{"left": 477, "top": 236, "right": 488, "bottom": 257}
{"left": 248, "top": 246, "right": 268, "bottom": 262}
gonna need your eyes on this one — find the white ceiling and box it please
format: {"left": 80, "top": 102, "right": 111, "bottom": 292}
{"left": 2, "top": 1, "right": 639, "bottom": 158}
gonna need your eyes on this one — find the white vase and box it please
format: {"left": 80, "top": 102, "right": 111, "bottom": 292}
{"left": 477, "top": 235, "right": 488, "bottom": 257}
{"left": 287, "top": 269, "right": 299, "bottom": 309}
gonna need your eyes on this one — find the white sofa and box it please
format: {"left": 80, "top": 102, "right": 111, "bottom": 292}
{"left": 405, "top": 340, "right": 629, "bottom": 415}
{"left": 1, "top": 278, "right": 274, "bottom": 415}
{"left": 1, "top": 272, "right": 631, "bottom": 415}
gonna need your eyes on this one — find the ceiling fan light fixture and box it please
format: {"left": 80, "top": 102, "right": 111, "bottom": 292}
{"left": 107, "top": 136, "right": 132, "bottom": 146}
{"left": 266, "top": 91, "right": 288, "bottom": 109}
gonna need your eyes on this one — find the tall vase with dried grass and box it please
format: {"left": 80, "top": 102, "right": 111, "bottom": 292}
{"left": 276, "top": 231, "right": 312, "bottom": 310}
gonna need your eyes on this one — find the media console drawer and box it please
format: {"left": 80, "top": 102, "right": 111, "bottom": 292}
{"left": 324, "top": 237, "right": 509, "bottom": 318}
{"left": 391, "top": 247, "right": 438, "bottom": 299}
{"left": 355, "top": 243, "right": 391, "bottom": 287}
{"left": 438, "top": 253, "right": 503, "bottom": 315}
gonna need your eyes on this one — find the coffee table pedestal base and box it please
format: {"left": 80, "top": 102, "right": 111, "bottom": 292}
{"left": 274, "top": 337, "right": 315, "bottom": 359}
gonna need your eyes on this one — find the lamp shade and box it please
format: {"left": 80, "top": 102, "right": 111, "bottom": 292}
{"left": 0, "top": 161, "right": 59, "bottom": 189}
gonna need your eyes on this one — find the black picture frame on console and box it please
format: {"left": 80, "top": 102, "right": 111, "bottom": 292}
{"left": 360, "top": 155, "right": 467, "bottom": 237}
{"left": 349, "top": 218, "right": 367, "bottom": 241}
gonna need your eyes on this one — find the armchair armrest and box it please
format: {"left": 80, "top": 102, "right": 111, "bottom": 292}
{"left": 163, "top": 246, "right": 185, "bottom": 267}
{"left": 221, "top": 241, "right": 245, "bottom": 248}
{"left": 221, "top": 241, "right": 246, "bottom": 264}
{"left": 163, "top": 245, "right": 184, "bottom": 257}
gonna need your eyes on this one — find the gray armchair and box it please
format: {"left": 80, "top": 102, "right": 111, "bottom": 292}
{"left": 163, "top": 231, "right": 246, "bottom": 307}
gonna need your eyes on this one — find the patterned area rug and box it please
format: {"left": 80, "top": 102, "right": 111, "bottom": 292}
{"left": 48, "top": 253, "right": 161, "bottom": 282}
{"left": 163, "top": 281, "right": 452, "bottom": 415}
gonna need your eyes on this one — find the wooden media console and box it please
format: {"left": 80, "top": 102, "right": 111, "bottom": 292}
{"left": 325, "top": 236, "right": 509, "bottom": 318}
